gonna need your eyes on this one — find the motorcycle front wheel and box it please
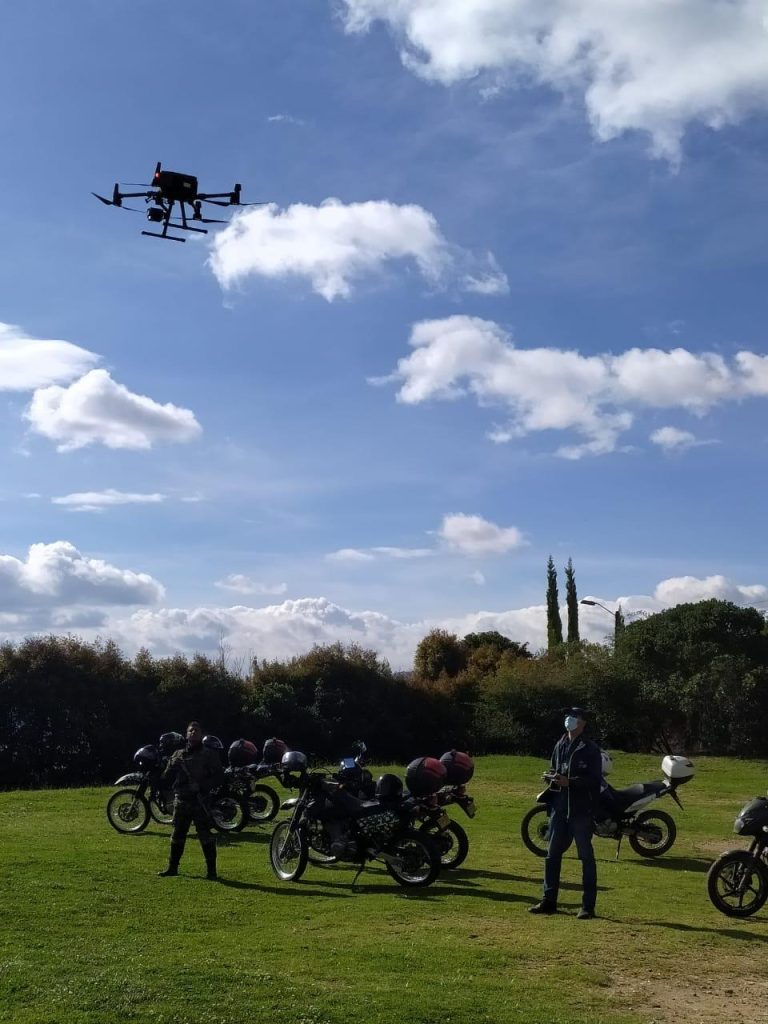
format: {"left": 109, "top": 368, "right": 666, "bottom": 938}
{"left": 270, "top": 821, "right": 308, "bottom": 881}
{"left": 211, "top": 797, "right": 247, "bottom": 833}
{"left": 422, "top": 820, "right": 469, "bottom": 869}
{"left": 707, "top": 850, "right": 768, "bottom": 918}
{"left": 385, "top": 831, "right": 440, "bottom": 888}
{"left": 107, "top": 789, "right": 150, "bottom": 834}
{"left": 247, "top": 784, "right": 280, "bottom": 824}
{"left": 520, "top": 805, "right": 550, "bottom": 857}
{"left": 628, "top": 809, "right": 676, "bottom": 857}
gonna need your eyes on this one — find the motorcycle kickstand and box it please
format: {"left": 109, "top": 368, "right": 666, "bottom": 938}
{"left": 351, "top": 860, "right": 367, "bottom": 892}
{"left": 615, "top": 834, "right": 623, "bottom": 860}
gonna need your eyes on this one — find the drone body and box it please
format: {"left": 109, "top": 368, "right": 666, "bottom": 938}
{"left": 93, "top": 162, "right": 260, "bottom": 242}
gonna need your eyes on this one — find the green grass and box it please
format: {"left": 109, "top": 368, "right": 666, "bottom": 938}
{"left": 2, "top": 753, "right": 768, "bottom": 1024}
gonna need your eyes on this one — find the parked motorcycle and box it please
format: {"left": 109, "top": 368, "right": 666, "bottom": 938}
{"left": 269, "top": 751, "right": 441, "bottom": 888}
{"left": 707, "top": 796, "right": 768, "bottom": 917}
{"left": 227, "top": 739, "right": 281, "bottom": 824}
{"left": 411, "top": 750, "right": 477, "bottom": 870}
{"left": 520, "top": 754, "right": 695, "bottom": 858}
{"left": 107, "top": 744, "right": 175, "bottom": 833}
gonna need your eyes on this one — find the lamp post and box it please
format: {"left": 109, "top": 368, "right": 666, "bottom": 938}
{"left": 580, "top": 598, "right": 624, "bottom": 640}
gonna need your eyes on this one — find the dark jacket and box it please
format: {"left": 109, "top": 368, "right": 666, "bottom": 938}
{"left": 550, "top": 733, "right": 602, "bottom": 819}
{"left": 162, "top": 744, "right": 225, "bottom": 801}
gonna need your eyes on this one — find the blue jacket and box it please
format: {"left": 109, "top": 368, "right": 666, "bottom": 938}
{"left": 550, "top": 733, "right": 602, "bottom": 819}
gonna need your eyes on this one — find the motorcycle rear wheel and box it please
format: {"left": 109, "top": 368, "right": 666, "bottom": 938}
{"left": 520, "top": 805, "right": 550, "bottom": 857}
{"left": 422, "top": 819, "right": 469, "bottom": 869}
{"left": 385, "top": 830, "right": 440, "bottom": 888}
{"left": 247, "top": 784, "right": 280, "bottom": 823}
{"left": 211, "top": 797, "right": 247, "bottom": 833}
{"left": 628, "top": 809, "right": 676, "bottom": 857}
{"left": 270, "top": 821, "right": 308, "bottom": 881}
{"left": 107, "top": 789, "right": 150, "bottom": 834}
{"left": 707, "top": 850, "right": 768, "bottom": 918}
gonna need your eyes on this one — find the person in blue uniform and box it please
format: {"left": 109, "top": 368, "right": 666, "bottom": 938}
{"left": 528, "top": 707, "right": 602, "bottom": 919}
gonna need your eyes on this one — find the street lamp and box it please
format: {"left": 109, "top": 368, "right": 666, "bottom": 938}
{"left": 580, "top": 598, "right": 624, "bottom": 640}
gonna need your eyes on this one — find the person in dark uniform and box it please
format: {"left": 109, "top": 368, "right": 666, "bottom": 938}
{"left": 528, "top": 706, "right": 602, "bottom": 919}
{"left": 158, "top": 721, "right": 225, "bottom": 880}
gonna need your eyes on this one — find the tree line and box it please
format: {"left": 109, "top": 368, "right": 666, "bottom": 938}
{"left": 2, "top": 596, "right": 768, "bottom": 789}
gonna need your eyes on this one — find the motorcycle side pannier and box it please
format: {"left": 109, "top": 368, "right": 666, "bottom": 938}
{"left": 406, "top": 756, "right": 448, "bottom": 796}
{"left": 229, "top": 738, "right": 260, "bottom": 767}
{"left": 262, "top": 737, "right": 289, "bottom": 764}
{"left": 661, "top": 755, "right": 695, "bottom": 786}
{"left": 439, "top": 750, "right": 474, "bottom": 785}
{"left": 134, "top": 744, "right": 160, "bottom": 768}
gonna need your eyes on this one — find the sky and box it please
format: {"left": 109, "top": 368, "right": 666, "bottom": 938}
{"left": 1, "top": 0, "right": 768, "bottom": 667}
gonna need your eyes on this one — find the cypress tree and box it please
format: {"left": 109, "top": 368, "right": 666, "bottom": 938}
{"left": 565, "top": 557, "right": 580, "bottom": 644}
{"left": 546, "top": 555, "right": 563, "bottom": 650}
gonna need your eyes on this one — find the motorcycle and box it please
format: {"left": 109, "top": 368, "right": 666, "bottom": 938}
{"left": 269, "top": 753, "right": 441, "bottom": 888}
{"left": 520, "top": 754, "right": 695, "bottom": 859}
{"left": 412, "top": 750, "right": 477, "bottom": 870}
{"left": 707, "top": 796, "right": 768, "bottom": 917}
{"left": 107, "top": 741, "right": 246, "bottom": 835}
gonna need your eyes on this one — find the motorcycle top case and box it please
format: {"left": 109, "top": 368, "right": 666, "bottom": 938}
{"left": 406, "top": 756, "right": 448, "bottom": 797}
{"left": 439, "top": 750, "right": 474, "bottom": 785}
{"left": 262, "top": 737, "right": 289, "bottom": 764}
{"left": 229, "top": 738, "right": 259, "bottom": 767}
{"left": 734, "top": 796, "right": 768, "bottom": 836}
{"left": 133, "top": 744, "right": 160, "bottom": 768}
{"left": 661, "top": 755, "right": 695, "bottom": 785}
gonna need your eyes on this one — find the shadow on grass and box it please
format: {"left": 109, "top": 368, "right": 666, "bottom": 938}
{"left": 616, "top": 919, "right": 768, "bottom": 943}
{"left": 631, "top": 856, "right": 712, "bottom": 873}
{"left": 453, "top": 867, "right": 611, "bottom": 892}
{"left": 216, "top": 877, "right": 352, "bottom": 898}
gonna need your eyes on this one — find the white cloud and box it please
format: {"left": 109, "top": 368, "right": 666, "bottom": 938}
{"left": 208, "top": 198, "right": 506, "bottom": 299}
{"left": 215, "top": 574, "right": 288, "bottom": 596}
{"left": 439, "top": 513, "right": 526, "bottom": 555}
{"left": 470, "top": 570, "right": 486, "bottom": 586}
{"left": 0, "top": 322, "right": 98, "bottom": 390}
{"left": 649, "top": 426, "right": 697, "bottom": 451}
{"left": 326, "top": 548, "right": 377, "bottom": 563}
{"left": 339, "top": 0, "right": 768, "bottom": 162}
{"left": 652, "top": 575, "right": 768, "bottom": 607}
{"left": 370, "top": 546, "right": 432, "bottom": 559}
{"left": 267, "top": 113, "right": 305, "bottom": 126}
{"left": 52, "top": 489, "right": 166, "bottom": 513}
{"left": 381, "top": 315, "right": 768, "bottom": 458}
{"left": 0, "top": 541, "right": 164, "bottom": 612}
{"left": 25, "top": 369, "right": 202, "bottom": 451}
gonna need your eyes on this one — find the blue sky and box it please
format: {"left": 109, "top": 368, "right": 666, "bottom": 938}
{"left": 1, "top": 0, "right": 767, "bottom": 665}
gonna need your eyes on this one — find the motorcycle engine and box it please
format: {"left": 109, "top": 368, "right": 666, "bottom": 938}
{"left": 594, "top": 819, "right": 618, "bottom": 838}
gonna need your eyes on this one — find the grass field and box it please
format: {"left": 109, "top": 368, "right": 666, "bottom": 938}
{"left": 2, "top": 753, "right": 768, "bottom": 1024}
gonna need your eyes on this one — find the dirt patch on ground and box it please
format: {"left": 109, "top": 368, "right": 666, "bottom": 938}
{"left": 610, "top": 965, "right": 768, "bottom": 1024}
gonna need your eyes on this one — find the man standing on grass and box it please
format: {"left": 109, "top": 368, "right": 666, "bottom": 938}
{"left": 528, "top": 707, "right": 602, "bottom": 919}
{"left": 158, "top": 721, "right": 224, "bottom": 881}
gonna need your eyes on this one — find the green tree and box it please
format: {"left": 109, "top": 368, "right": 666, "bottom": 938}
{"left": 565, "top": 557, "right": 580, "bottom": 645}
{"left": 413, "top": 629, "right": 467, "bottom": 683}
{"left": 546, "top": 556, "right": 563, "bottom": 651}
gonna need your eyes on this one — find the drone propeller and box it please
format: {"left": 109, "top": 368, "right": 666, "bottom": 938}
{"left": 91, "top": 194, "right": 141, "bottom": 212}
{"left": 92, "top": 192, "right": 116, "bottom": 206}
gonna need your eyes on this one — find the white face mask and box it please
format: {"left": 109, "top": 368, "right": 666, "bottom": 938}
{"left": 564, "top": 715, "right": 580, "bottom": 732}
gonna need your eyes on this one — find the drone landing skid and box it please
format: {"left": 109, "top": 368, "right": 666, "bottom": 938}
{"left": 141, "top": 230, "right": 186, "bottom": 243}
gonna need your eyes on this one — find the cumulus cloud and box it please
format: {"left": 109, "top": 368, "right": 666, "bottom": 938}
{"left": 214, "top": 574, "right": 288, "bottom": 596}
{"left": 0, "top": 541, "right": 164, "bottom": 612}
{"left": 52, "top": 489, "right": 166, "bottom": 513}
{"left": 208, "top": 198, "right": 506, "bottom": 299}
{"left": 380, "top": 315, "right": 768, "bottom": 458}
{"left": 25, "top": 369, "right": 202, "bottom": 451}
{"left": 339, "top": 0, "right": 768, "bottom": 161}
{"left": 326, "top": 548, "right": 377, "bottom": 563}
{"left": 438, "top": 513, "right": 526, "bottom": 555}
{"left": 0, "top": 322, "right": 98, "bottom": 390}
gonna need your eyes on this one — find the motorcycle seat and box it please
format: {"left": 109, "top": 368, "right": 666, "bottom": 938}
{"left": 609, "top": 781, "right": 667, "bottom": 810}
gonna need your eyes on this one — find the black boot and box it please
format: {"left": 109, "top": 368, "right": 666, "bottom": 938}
{"left": 158, "top": 840, "right": 184, "bottom": 877}
{"left": 202, "top": 841, "right": 218, "bottom": 881}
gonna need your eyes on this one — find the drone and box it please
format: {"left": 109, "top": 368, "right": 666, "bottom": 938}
{"left": 92, "top": 162, "right": 262, "bottom": 242}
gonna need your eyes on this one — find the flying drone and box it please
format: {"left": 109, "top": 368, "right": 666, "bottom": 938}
{"left": 92, "top": 162, "right": 262, "bottom": 242}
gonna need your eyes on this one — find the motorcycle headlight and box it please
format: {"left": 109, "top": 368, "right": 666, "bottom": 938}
{"left": 734, "top": 817, "right": 746, "bottom": 834}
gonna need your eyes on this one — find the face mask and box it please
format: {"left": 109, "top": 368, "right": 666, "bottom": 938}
{"left": 564, "top": 715, "right": 579, "bottom": 732}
